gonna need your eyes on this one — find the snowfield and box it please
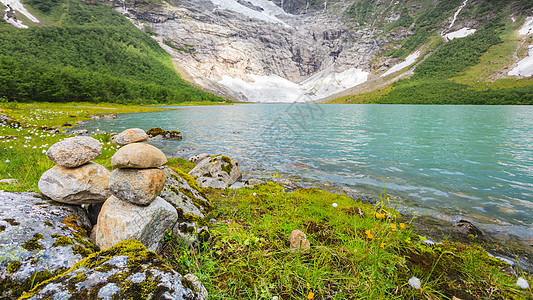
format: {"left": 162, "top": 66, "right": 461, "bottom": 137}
{"left": 518, "top": 16, "right": 533, "bottom": 36}
{"left": 1, "top": 0, "right": 39, "bottom": 26}
{"left": 210, "top": 0, "right": 288, "bottom": 26}
{"left": 219, "top": 68, "right": 369, "bottom": 103}
{"left": 508, "top": 46, "right": 533, "bottom": 77}
{"left": 444, "top": 28, "right": 476, "bottom": 41}
{"left": 381, "top": 51, "right": 420, "bottom": 77}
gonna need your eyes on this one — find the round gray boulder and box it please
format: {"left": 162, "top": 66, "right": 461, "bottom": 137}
{"left": 46, "top": 136, "right": 102, "bottom": 168}
{"left": 111, "top": 128, "right": 149, "bottom": 146}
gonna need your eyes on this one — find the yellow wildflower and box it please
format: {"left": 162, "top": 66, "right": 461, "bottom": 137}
{"left": 380, "top": 242, "right": 386, "bottom": 249}
{"left": 399, "top": 223, "right": 406, "bottom": 229}
{"left": 365, "top": 230, "right": 373, "bottom": 239}
{"left": 308, "top": 292, "right": 315, "bottom": 299}
{"left": 390, "top": 223, "right": 396, "bottom": 230}
{"left": 375, "top": 212, "right": 385, "bottom": 218}
{"left": 306, "top": 282, "right": 310, "bottom": 289}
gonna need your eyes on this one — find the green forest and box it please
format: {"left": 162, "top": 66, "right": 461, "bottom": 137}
{"left": 0, "top": 0, "right": 224, "bottom": 104}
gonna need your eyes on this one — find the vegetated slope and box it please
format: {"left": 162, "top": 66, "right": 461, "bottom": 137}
{"left": 0, "top": 0, "right": 225, "bottom": 104}
{"left": 331, "top": 0, "right": 533, "bottom": 105}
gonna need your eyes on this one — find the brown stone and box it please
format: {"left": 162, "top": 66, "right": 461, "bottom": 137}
{"left": 111, "top": 143, "right": 167, "bottom": 169}
{"left": 109, "top": 168, "right": 166, "bottom": 205}
{"left": 290, "top": 229, "right": 310, "bottom": 253}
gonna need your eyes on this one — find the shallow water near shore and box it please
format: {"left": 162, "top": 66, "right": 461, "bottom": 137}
{"left": 78, "top": 104, "right": 533, "bottom": 239}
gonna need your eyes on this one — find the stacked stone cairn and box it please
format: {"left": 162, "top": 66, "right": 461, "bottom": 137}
{"left": 38, "top": 136, "right": 111, "bottom": 205}
{"left": 95, "top": 128, "right": 178, "bottom": 252}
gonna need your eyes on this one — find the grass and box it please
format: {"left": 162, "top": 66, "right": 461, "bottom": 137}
{"left": 0, "top": 102, "right": 168, "bottom": 192}
{"left": 160, "top": 183, "right": 533, "bottom": 299}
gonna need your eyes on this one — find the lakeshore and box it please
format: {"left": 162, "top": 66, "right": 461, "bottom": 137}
{"left": 1, "top": 102, "right": 532, "bottom": 299}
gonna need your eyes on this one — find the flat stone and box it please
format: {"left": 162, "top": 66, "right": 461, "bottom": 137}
{"left": 38, "top": 162, "right": 111, "bottom": 204}
{"left": 22, "top": 240, "right": 207, "bottom": 300}
{"left": 109, "top": 168, "right": 166, "bottom": 206}
{"left": 0, "top": 192, "right": 96, "bottom": 300}
{"left": 111, "top": 143, "right": 167, "bottom": 169}
{"left": 290, "top": 229, "right": 310, "bottom": 254}
{"left": 46, "top": 136, "right": 102, "bottom": 168}
{"left": 111, "top": 128, "right": 149, "bottom": 146}
{"left": 95, "top": 196, "right": 178, "bottom": 251}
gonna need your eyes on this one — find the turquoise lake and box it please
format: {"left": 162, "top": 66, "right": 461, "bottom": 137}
{"left": 80, "top": 104, "right": 533, "bottom": 238}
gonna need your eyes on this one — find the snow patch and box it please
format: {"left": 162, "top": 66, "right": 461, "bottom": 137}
{"left": 210, "top": 0, "right": 288, "bottom": 26}
{"left": 444, "top": 28, "right": 476, "bottom": 41}
{"left": 219, "top": 68, "right": 369, "bottom": 103}
{"left": 508, "top": 46, "right": 533, "bottom": 77}
{"left": 518, "top": 16, "right": 533, "bottom": 36}
{"left": 381, "top": 51, "right": 420, "bottom": 77}
{"left": 1, "top": 0, "right": 39, "bottom": 25}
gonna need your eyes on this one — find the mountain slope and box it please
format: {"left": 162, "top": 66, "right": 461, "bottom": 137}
{"left": 99, "top": 0, "right": 533, "bottom": 104}
{"left": 0, "top": 0, "right": 225, "bottom": 103}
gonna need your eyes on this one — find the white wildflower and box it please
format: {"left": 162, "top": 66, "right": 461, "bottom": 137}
{"left": 332, "top": 203, "right": 338, "bottom": 208}
{"left": 408, "top": 277, "right": 421, "bottom": 289}
{"left": 5, "top": 159, "right": 10, "bottom": 163}
{"left": 517, "top": 277, "right": 530, "bottom": 289}
{"left": 42, "top": 150, "right": 46, "bottom": 154}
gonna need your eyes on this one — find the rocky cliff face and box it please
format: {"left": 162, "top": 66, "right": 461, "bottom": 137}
{"left": 102, "top": 0, "right": 530, "bottom": 102}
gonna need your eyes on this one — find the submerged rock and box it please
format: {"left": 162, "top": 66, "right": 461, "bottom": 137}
{"left": 20, "top": 240, "right": 207, "bottom": 300}
{"left": 111, "top": 143, "right": 167, "bottom": 169}
{"left": 46, "top": 136, "right": 102, "bottom": 168}
{"left": 38, "top": 162, "right": 111, "bottom": 204}
{"left": 0, "top": 192, "right": 97, "bottom": 299}
{"left": 109, "top": 168, "right": 166, "bottom": 206}
{"left": 95, "top": 196, "right": 178, "bottom": 251}
{"left": 147, "top": 127, "right": 183, "bottom": 141}
{"left": 189, "top": 155, "right": 242, "bottom": 189}
{"left": 111, "top": 128, "right": 149, "bottom": 146}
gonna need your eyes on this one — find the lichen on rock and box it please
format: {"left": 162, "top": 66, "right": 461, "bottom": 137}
{"left": 20, "top": 240, "right": 207, "bottom": 300}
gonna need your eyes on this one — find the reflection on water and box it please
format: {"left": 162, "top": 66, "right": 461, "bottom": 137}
{"left": 79, "top": 104, "right": 533, "bottom": 238}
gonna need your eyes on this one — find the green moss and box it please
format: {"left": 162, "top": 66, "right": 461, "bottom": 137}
{"left": 146, "top": 127, "right": 165, "bottom": 136}
{"left": 22, "top": 233, "right": 44, "bottom": 251}
{"left": 44, "top": 221, "right": 53, "bottom": 227}
{"left": 63, "top": 216, "right": 99, "bottom": 253}
{"left": 220, "top": 156, "right": 234, "bottom": 174}
{"left": 3, "top": 218, "right": 20, "bottom": 226}
{"left": 52, "top": 235, "right": 74, "bottom": 247}
{"left": 7, "top": 261, "right": 21, "bottom": 274}
{"left": 183, "top": 213, "right": 207, "bottom": 227}
{"left": 72, "top": 245, "right": 93, "bottom": 257}
{"left": 30, "top": 258, "right": 40, "bottom": 265}
{"left": 5, "top": 270, "right": 56, "bottom": 299}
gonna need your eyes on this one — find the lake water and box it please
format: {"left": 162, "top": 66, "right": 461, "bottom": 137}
{"left": 79, "top": 104, "right": 533, "bottom": 239}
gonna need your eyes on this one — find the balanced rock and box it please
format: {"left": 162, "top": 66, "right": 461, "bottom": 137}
{"left": 46, "top": 136, "right": 102, "bottom": 168}
{"left": 111, "top": 143, "right": 167, "bottom": 169}
{"left": 290, "top": 229, "right": 311, "bottom": 254}
{"left": 38, "top": 162, "right": 111, "bottom": 204}
{"left": 96, "top": 196, "right": 178, "bottom": 251}
{"left": 111, "top": 128, "right": 149, "bottom": 146}
{"left": 22, "top": 240, "right": 207, "bottom": 300}
{"left": 109, "top": 168, "right": 166, "bottom": 206}
{"left": 0, "top": 192, "right": 97, "bottom": 300}
{"left": 188, "top": 155, "right": 242, "bottom": 189}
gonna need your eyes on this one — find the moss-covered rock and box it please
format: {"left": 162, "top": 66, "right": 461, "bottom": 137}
{"left": 0, "top": 192, "right": 97, "bottom": 299}
{"left": 147, "top": 127, "right": 183, "bottom": 140}
{"left": 20, "top": 240, "right": 207, "bottom": 300}
{"left": 188, "top": 155, "right": 242, "bottom": 189}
